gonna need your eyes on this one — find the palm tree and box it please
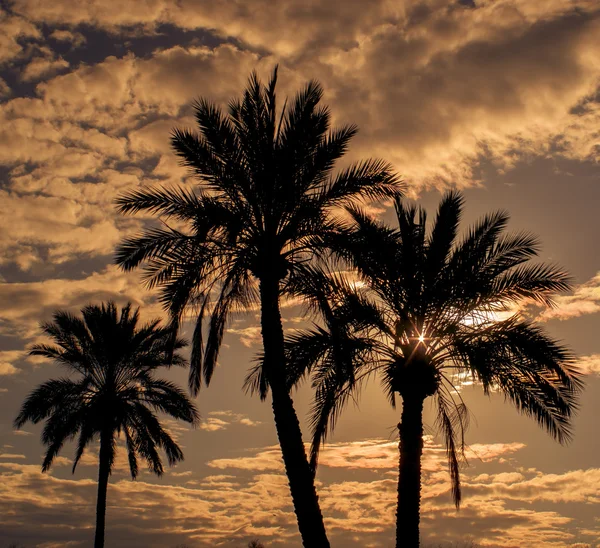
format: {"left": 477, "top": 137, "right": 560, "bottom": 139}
{"left": 284, "top": 192, "right": 582, "bottom": 548}
{"left": 114, "top": 68, "right": 402, "bottom": 547}
{"left": 14, "top": 302, "right": 199, "bottom": 548}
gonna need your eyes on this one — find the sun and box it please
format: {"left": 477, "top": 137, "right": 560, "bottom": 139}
{"left": 418, "top": 334, "right": 425, "bottom": 343}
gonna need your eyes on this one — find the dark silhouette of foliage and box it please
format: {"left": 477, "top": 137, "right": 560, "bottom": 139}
{"left": 14, "top": 302, "right": 199, "bottom": 548}
{"left": 115, "top": 67, "right": 402, "bottom": 547}
{"left": 284, "top": 192, "right": 582, "bottom": 548}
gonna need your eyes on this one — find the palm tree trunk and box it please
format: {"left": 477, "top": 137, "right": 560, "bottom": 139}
{"left": 396, "top": 393, "right": 426, "bottom": 548}
{"left": 259, "top": 275, "right": 330, "bottom": 548}
{"left": 94, "top": 431, "right": 112, "bottom": 548}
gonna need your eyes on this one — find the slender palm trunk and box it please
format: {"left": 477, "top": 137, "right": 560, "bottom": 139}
{"left": 94, "top": 431, "right": 112, "bottom": 548}
{"left": 396, "top": 393, "right": 426, "bottom": 548}
{"left": 259, "top": 275, "right": 330, "bottom": 548}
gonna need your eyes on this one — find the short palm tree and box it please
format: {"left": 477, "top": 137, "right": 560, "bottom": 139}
{"left": 114, "top": 68, "right": 402, "bottom": 547}
{"left": 284, "top": 192, "right": 582, "bottom": 548}
{"left": 14, "top": 302, "right": 199, "bottom": 548}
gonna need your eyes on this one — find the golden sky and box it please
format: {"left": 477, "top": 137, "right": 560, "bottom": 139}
{"left": 1, "top": 1, "right": 600, "bottom": 546}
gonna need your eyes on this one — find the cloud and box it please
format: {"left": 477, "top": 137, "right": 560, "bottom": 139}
{"left": 1, "top": 2, "right": 598, "bottom": 198}
{"left": 199, "top": 411, "right": 262, "bottom": 432}
{"left": 0, "top": 350, "right": 25, "bottom": 375}
{"left": 208, "top": 446, "right": 284, "bottom": 472}
{"left": 20, "top": 48, "right": 69, "bottom": 82}
{"left": 0, "top": 11, "right": 41, "bottom": 64}
{"left": 0, "top": 265, "right": 163, "bottom": 338}
{"left": 49, "top": 29, "right": 86, "bottom": 47}
{"left": 542, "top": 272, "right": 600, "bottom": 320}
{"left": 0, "top": 438, "right": 599, "bottom": 547}
{"left": 0, "top": 460, "right": 298, "bottom": 548}
{"left": 199, "top": 418, "right": 230, "bottom": 432}
{"left": 573, "top": 354, "right": 600, "bottom": 375}
{"left": 0, "top": 3, "right": 598, "bottom": 278}
{"left": 0, "top": 77, "right": 9, "bottom": 98}
{"left": 206, "top": 437, "right": 524, "bottom": 476}
{"left": 226, "top": 326, "right": 263, "bottom": 348}
{"left": 466, "top": 468, "right": 600, "bottom": 505}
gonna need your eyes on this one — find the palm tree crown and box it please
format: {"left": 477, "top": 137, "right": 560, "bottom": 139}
{"left": 114, "top": 67, "right": 403, "bottom": 547}
{"left": 15, "top": 301, "right": 199, "bottom": 547}
{"left": 115, "top": 66, "right": 401, "bottom": 393}
{"left": 286, "top": 192, "right": 582, "bottom": 547}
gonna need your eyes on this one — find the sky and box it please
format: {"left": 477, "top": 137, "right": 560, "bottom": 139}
{"left": 0, "top": 0, "right": 599, "bottom": 546}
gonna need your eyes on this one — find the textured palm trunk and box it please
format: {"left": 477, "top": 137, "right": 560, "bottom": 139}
{"left": 259, "top": 275, "right": 330, "bottom": 548}
{"left": 396, "top": 393, "right": 426, "bottom": 548}
{"left": 94, "top": 431, "right": 112, "bottom": 548}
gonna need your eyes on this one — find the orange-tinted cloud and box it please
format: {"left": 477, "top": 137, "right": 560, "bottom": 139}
{"left": 542, "top": 272, "right": 600, "bottom": 321}
{"left": 1, "top": 437, "right": 598, "bottom": 547}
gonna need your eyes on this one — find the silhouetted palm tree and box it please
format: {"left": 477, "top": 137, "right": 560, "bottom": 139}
{"left": 115, "top": 68, "right": 402, "bottom": 547}
{"left": 285, "top": 192, "right": 582, "bottom": 548}
{"left": 14, "top": 302, "right": 199, "bottom": 548}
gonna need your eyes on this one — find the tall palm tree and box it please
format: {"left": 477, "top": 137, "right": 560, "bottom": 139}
{"left": 114, "top": 67, "right": 402, "bottom": 547}
{"left": 283, "top": 192, "right": 582, "bottom": 548}
{"left": 14, "top": 302, "right": 199, "bottom": 548}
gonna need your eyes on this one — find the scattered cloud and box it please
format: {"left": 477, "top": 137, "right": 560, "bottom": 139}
{"left": 0, "top": 437, "right": 598, "bottom": 546}
{"left": 200, "top": 411, "right": 262, "bottom": 432}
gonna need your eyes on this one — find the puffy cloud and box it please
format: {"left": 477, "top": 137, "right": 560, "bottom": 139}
{"left": 20, "top": 50, "right": 69, "bottom": 82}
{"left": 0, "top": 188, "right": 123, "bottom": 266}
{"left": 0, "top": 3, "right": 598, "bottom": 274}
{"left": 48, "top": 29, "right": 86, "bottom": 48}
{"left": 3, "top": 1, "right": 598, "bottom": 189}
{"left": 0, "top": 10, "right": 41, "bottom": 64}
{"left": 0, "top": 265, "right": 162, "bottom": 338}
{"left": 0, "top": 350, "right": 26, "bottom": 376}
